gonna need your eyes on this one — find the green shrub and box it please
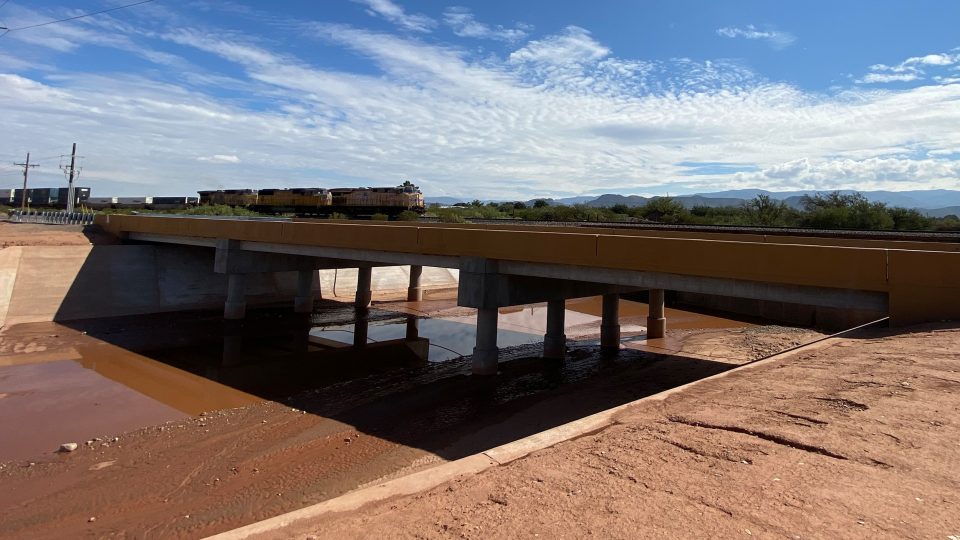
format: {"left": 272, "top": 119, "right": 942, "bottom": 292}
{"left": 397, "top": 210, "right": 420, "bottom": 221}
{"left": 370, "top": 213, "right": 389, "bottom": 221}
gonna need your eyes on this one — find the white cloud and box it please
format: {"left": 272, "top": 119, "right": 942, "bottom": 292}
{"left": 859, "top": 50, "right": 960, "bottom": 84}
{"left": 509, "top": 26, "right": 609, "bottom": 65}
{"left": 351, "top": 0, "right": 435, "bottom": 33}
{"left": 0, "top": 9, "right": 958, "bottom": 199}
{"left": 443, "top": 7, "right": 529, "bottom": 42}
{"left": 858, "top": 72, "right": 921, "bottom": 84}
{"left": 197, "top": 155, "right": 240, "bottom": 163}
{"left": 716, "top": 25, "right": 796, "bottom": 50}
{"left": 731, "top": 157, "right": 960, "bottom": 191}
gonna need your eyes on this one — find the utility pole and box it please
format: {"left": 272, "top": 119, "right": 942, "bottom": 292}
{"left": 14, "top": 153, "right": 39, "bottom": 213}
{"left": 63, "top": 143, "right": 78, "bottom": 212}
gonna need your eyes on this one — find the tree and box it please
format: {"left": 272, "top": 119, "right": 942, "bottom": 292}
{"left": 533, "top": 199, "right": 549, "bottom": 208}
{"left": 636, "top": 197, "right": 687, "bottom": 223}
{"left": 744, "top": 194, "right": 791, "bottom": 226}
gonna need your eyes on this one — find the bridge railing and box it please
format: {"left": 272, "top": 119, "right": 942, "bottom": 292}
{"left": 7, "top": 209, "right": 96, "bottom": 225}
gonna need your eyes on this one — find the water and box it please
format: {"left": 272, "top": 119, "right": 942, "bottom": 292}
{"left": 0, "top": 297, "right": 753, "bottom": 462}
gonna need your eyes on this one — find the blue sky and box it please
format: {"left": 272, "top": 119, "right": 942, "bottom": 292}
{"left": 1, "top": 0, "right": 959, "bottom": 198}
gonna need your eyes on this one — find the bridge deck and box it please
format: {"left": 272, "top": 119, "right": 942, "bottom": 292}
{"left": 97, "top": 214, "right": 960, "bottom": 326}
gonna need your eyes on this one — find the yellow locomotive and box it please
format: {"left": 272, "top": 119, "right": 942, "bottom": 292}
{"left": 197, "top": 182, "right": 424, "bottom": 217}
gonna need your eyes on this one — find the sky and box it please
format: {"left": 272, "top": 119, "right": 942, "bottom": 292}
{"left": 0, "top": 0, "right": 959, "bottom": 199}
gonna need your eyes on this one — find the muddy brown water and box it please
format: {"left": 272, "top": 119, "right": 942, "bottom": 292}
{"left": 0, "top": 297, "right": 752, "bottom": 464}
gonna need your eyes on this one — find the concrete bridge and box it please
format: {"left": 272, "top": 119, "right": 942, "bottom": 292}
{"left": 96, "top": 215, "right": 960, "bottom": 374}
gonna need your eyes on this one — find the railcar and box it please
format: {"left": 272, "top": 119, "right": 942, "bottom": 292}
{"left": 197, "top": 189, "right": 258, "bottom": 207}
{"left": 148, "top": 196, "right": 199, "bottom": 210}
{"left": 328, "top": 183, "right": 424, "bottom": 216}
{"left": 196, "top": 182, "right": 424, "bottom": 217}
{"left": 252, "top": 188, "right": 331, "bottom": 214}
{"left": 10, "top": 187, "right": 91, "bottom": 209}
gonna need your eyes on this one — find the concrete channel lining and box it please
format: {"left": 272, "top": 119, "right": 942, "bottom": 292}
{"left": 204, "top": 320, "right": 885, "bottom": 540}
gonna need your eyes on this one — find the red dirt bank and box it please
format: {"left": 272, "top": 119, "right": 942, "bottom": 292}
{"left": 286, "top": 326, "right": 960, "bottom": 539}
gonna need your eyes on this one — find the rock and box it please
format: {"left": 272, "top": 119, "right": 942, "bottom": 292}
{"left": 59, "top": 443, "right": 78, "bottom": 453}
{"left": 88, "top": 517, "right": 96, "bottom": 523}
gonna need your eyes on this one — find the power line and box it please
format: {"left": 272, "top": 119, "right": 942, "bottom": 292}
{"left": 0, "top": 0, "right": 157, "bottom": 36}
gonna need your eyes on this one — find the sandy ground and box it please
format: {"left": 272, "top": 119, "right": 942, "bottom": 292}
{"left": 0, "top": 313, "right": 820, "bottom": 539}
{"left": 0, "top": 221, "right": 114, "bottom": 248}
{"left": 282, "top": 325, "right": 960, "bottom": 540}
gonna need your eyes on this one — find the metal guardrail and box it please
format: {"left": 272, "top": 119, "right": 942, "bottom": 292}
{"left": 7, "top": 209, "right": 96, "bottom": 225}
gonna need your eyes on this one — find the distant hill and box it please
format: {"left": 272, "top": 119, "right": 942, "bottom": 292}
{"left": 693, "top": 189, "right": 960, "bottom": 210}
{"left": 584, "top": 194, "right": 746, "bottom": 209}
{"left": 431, "top": 189, "right": 960, "bottom": 213}
{"left": 424, "top": 196, "right": 465, "bottom": 206}
{"left": 923, "top": 206, "right": 960, "bottom": 218}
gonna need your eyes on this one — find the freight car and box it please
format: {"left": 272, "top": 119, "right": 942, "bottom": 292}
{"left": 84, "top": 196, "right": 199, "bottom": 210}
{"left": 197, "top": 182, "right": 424, "bottom": 217}
{"left": 251, "top": 188, "right": 332, "bottom": 214}
{"left": 6, "top": 187, "right": 91, "bottom": 209}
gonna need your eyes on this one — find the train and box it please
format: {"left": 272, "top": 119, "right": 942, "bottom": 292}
{"left": 197, "top": 182, "right": 425, "bottom": 216}
{"left": 1, "top": 182, "right": 424, "bottom": 217}
{"left": 0, "top": 187, "right": 92, "bottom": 208}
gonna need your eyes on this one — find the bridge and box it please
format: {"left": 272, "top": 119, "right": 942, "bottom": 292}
{"left": 96, "top": 215, "right": 960, "bottom": 374}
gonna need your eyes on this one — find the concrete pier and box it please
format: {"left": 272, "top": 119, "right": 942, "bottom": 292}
{"left": 224, "top": 274, "right": 247, "bottom": 320}
{"left": 294, "top": 269, "right": 316, "bottom": 314}
{"left": 354, "top": 318, "right": 369, "bottom": 348}
{"left": 543, "top": 299, "right": 566, "bottom": 359}
{"left": 408, "top": 265, "right": 424, "bottom": 302}
{"left": 355, "top": 267, "right": 372, "bottom": 310}
{"left": 472, "top": 307, "right": 499, "bottom": 375}
{"left": 600, "top": 293, "right": 621, "bottom": 352}
{"left": 405, "top": 316, "right": 420, "bottom": 340}
{"left": 647, "top": 288, "right": 666, "bottom": 339}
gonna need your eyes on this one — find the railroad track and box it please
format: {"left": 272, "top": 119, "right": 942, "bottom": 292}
{"left": 417, "top": 216, "right": 960, "bottom": 243}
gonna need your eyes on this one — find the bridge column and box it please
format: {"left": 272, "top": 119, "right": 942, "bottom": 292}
{"left": 406, "top": 316, "right": 420, "bottom": 340}
{"left": 356, "top": 267, "right": 372, "bottom": 310}
{"left": 408, "top": 265, "right": 424, "bottom": 302}
{"left": 294, "top": 269, "right": 317, "bottom": 314}
{"left": 354, "top": 318, "right": 369, "bottom": 347}
{"left": 543, "top": 299, "right": 566, "bottom": 359}
{"left": 600, "top": 293, "right": 621, "bottom": 352}
{"left": 647, "top": 288, "right": 666, "bottom": 339}
{"left": 472, "top": 307, "right": 499, "bottom": 375}
{"left": 224, "top": 274, "right": 247, "bottom": 320}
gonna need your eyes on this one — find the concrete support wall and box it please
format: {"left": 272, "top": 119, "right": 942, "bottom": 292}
{"left": 316, "top": 266, "right": 458, "bottom": 299}
{"left": 673, "top": 291, "right": 886, "bottom": 330}
{"left": 0, "top": 245, "right": 302, "bottom": 327}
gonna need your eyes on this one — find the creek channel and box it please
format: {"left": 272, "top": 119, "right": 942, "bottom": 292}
{"left": 0, "top": 293, "right": 758, "bottom": 464}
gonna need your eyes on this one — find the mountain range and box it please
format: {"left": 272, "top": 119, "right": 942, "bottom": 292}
{"left": 425, "top": 189, "right": 960, "bottom": 217}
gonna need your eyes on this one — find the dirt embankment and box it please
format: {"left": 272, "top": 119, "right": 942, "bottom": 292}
{"left": 0, "top": 221, "right": 114, "bottom": 248}
{"left": 286, "top": 326, "right": 960, "bottom": 539}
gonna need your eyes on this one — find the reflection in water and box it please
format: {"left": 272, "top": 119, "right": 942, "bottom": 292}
{"left": 0, "top": 297, "right": 756, "bottom": 462}
{"left": 310, "top": 317, "right": 543, "bottom": 362}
